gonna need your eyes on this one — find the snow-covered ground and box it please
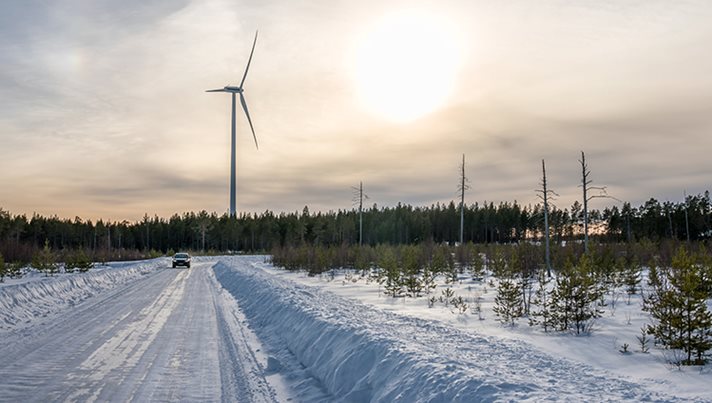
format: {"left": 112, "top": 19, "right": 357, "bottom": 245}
{"left": 0, "top": 259, "right": 165, "bottom": 331}
{"left": 1, "top": 256, "right": 710, "bottom": 402}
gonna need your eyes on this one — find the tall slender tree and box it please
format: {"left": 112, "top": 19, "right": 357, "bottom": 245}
{"left": 458, "top": 154, "right": 470, "bottom": 244}
{"left": 536, "top": 159, "right": 558, "bottom": 277}
{"left": 579, "top": 151, "right": 618, "bottom": 253}
{"left": 352, "top": 182, "right": 369, "bottom": 246}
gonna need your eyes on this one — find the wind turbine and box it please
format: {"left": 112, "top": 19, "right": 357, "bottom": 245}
{"left": 207, "top": 30, "right": 259, "bottom": 217}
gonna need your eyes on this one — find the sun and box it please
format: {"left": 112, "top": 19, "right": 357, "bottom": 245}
{"left": 352, "top": 12, "right": 462, "bottom": 122}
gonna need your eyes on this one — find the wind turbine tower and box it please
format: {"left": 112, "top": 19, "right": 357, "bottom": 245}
{"left": 207, "top": 31, "right": 259, "bottom": 217}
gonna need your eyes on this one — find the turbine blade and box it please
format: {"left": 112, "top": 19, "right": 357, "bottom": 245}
{"left": 239, "top": 30, "right": 258, "bottom": 89}
{"left": 206, "top": 88, "right": 226, "bottom": 92}
{"left": 240, "top": 93, "right": 258, "bottom": 150}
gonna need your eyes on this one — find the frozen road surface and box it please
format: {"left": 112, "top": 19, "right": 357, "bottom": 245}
{"left": 0, "top": 261, "right": 282, "bottom": 402}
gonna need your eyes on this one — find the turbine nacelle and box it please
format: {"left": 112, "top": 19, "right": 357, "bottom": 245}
{"left": 205, "top": 86, "right": 243, "bottom": 93}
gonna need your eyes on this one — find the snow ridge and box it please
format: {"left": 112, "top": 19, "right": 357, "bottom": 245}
{"left": 213, "top": 257, "right": 681, "bottom": 402}
{"left": 0, "top": 260, "right": 164, "bottom": 331}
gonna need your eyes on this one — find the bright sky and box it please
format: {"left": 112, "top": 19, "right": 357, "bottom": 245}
{"left": 1, "top": 0, "right": 711, "bottom": 221}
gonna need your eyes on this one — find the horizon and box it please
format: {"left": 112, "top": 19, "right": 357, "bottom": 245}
{"left": 2, "top": 188, "right": 708, "bottom": 225}
{"left": 2, "top": 1, "right": 712, "bottom": 222}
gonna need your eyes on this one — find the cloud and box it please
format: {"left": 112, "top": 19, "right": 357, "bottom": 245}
{"left": 1, "top": 0, "right": 712, "bottom": 221}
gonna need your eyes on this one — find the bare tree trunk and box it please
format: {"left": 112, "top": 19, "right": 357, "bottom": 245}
{"left": 537, "top": 159, "right": 557, "bottom": 277}
{"left": 543, "top": 160, "right": 552, "bottom": 277}
{"left": 459, "top": 154, "right": 468, "bottom": 245}
{"left": 580, "top": 151, "right": 590, "bottom": 253}
{"left": 359, "top": 182, "right": 363, "bottom": 246}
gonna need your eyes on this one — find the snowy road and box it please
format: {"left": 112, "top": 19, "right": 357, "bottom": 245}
{"left": 0, "top": 263, "right": 279, "bottom": 402}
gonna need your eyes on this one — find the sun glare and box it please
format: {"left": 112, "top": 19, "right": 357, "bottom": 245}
{"left": 352, "top": 12, "right": 462, "bottom": 122}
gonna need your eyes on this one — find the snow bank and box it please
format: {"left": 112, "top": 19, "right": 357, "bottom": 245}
{"left": 0, "top": 259, "right": 165, "bottom": 331}
{"left": 213, "top": 258, "right": 675, "bottom": 402}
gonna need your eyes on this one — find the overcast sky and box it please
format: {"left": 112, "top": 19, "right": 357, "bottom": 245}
{"left": 1, "top": 0, "right": 711, "bottom": 221}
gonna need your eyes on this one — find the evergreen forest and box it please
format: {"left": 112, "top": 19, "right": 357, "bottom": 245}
{"left": 1, "top": 191, "right": 711, "bottom": 263}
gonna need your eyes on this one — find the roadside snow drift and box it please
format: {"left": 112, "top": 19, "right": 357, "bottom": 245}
{"left": 0, "top": 260, "right": 163, "bottom": 330}
{"left": 214, "top": 257, "right": 676, "bottom": 402}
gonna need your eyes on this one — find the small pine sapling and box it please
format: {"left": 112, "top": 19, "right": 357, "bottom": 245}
{"left": 7, "top": 261, "right": 23, "bottom": 278}
{"left": 404, "top": 275, "right": 424, "bottom": 298}
{"left": 550, "top": 256, "right": 603, "bottom": 334}
{"left": 452, "top": 296, "right": 468, "bottom": 314}
{"left": 379, "top": 247, "right": 403, "bottom": 298}
{"left": 402, "top": 245, "right": 423, "bottom": 298}
{"left": 470, "top": 252, "right": 485, "bottom": 282}
{"left": 441, "top": 287, "right": 455, "bottom": 306}
{"left": 343, "top": 270, "right": 354, "bottom": 285}
{"left": 623, "top": 258, "right": 641, "bottom": 299}
{"left": 64, "top": 249, "right": 93, "bottom": 273}
{"left": 354, "top": 248, "right": 370, "bottom": 278}
{"left": 490, "top": 250, "right": 508, "bottom": 279}
{"left": 493, "top": 277, "right": 524, "bottom": 326}
{"left": 428, "top": 296, "right": 437, "bottom": 308}
{"left": 619, "top": 343, "right": 630, "bottom": 354}
{"left": 32, "top": 240, "right": 58, "bottom": 276}
{"left": 422, "top": 267, "right": 437, "bottom": 295}
{"left": 637, "top": 326, "right": 651, "bottom": 353}
{"left": 647, "top": 248, "right": 712, "bottom": 365}
{"left": 471, "top": 292, "right": 485, "bottom": 320}
{"left": 530, "top": 270, "right": 555, "bottom": 332}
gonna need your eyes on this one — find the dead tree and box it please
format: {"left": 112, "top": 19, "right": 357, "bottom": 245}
{"left": 684, "top": 190, "right": 691, "bottom": 243}
{"left": 579, "top": 151, "right": 619, "bottom": 253}
{"left": 458, "top": 154, "right": 471, "bottom": 245}
{"left": 536, "top": 159, "right": 558, "bottom": 277}
{"left": 352, "top": 182, "right": 369, "bottom": 246}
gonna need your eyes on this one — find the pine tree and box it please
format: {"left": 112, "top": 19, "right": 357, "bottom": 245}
{"left": 550, "top": 255, "right": 603, "bottom": 334}
{"left": 6, "top": 261, "right": 22, "bottom": 278}
{"left": 32, "top": 240, "right": 58, "bottom": 276}
{"left": 422, "top": 266, "right": 437, "bottom": 295}
{"left": 644, "top": 264, "right": 676, "bottom": 347}
{"left": 431, "top": 245, "right": 447, "bottom": 277}
{"left": 470, "top": 247, "right": 485, "bottom": 281}
{"left": 490, "top": 249, "right": 508, "bottom": 279}
{"left": 379, "top": 247, "right": 402, "bottom": 297}
{"left": 530, "top": 269, "right": 555, "bottom": 332}
{"left": 65, "top": 249, "right": 93, "bottom": 273}
{"left": 402, "top": 245, "right": 423, "bottom": 298}
{"left": 493, "top": 274, "right": 523, "bottom": 326}
{"left": 649, "top": 249, "right": 712, "bottom": 365}
{"left": 354, "top": 247, "right": 370, "bottom": 277}
{"left": 623, "top": 256, "right": 641, "bottom": 296}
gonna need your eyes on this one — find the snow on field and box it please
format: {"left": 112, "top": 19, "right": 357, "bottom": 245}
{"left": 1, "top": 256, "right": 710, "bottom": 402}
{"left": 214, "top": 256, "right": 708, "bottom": 402}
{"left": 252, "top": 259, "right": 712, "bottom": 401}
{"left": 0, "top": 258, "right": 167, "bottom": 331}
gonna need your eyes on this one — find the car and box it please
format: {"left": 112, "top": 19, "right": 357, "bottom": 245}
{"left": 172, "top": 252, "right": 192, "bottom": 268}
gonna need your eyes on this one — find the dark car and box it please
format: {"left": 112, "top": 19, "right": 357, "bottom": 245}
{"left": 172, "top": 252, "right": 191, "bottom": 268}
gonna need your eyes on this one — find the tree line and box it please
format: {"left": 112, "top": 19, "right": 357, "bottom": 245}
{"left": 0, "top": 191, "right": 711, "bottom": 263}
